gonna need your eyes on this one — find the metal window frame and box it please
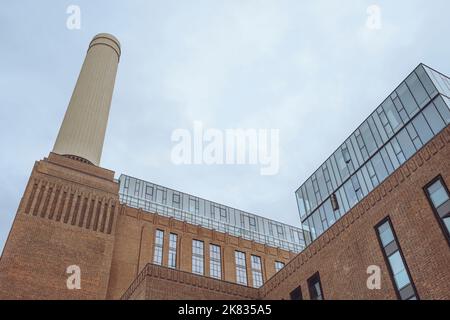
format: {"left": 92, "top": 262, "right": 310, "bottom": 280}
{"left": 307, "top": 271, "right": 324, "bottom": 300}
{"left": 289, "top": 286, "right": 303, "bottom": 300}
{"left": 209, "top": 244, "right": 222, "bottom": 279}
{"left": 374, "top": 216, "right": 419, "bottom": 300}
{"left": 153, "top": 229, "right": 164, "bottom": 265}
{"left": 423, "top": 175, "right": 450, "bottom": 247}
{"left": 296, "top": 63, "right": 441, "bottom": 217}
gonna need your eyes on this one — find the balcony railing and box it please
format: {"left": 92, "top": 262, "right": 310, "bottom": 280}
{"left": 119, "top": 193, "right": 303, "bottom": 253}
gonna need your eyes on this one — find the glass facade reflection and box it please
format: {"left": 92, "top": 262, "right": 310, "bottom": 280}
{"left": 296, "top": 64, "right": 450, "bottom": 246}
{"left": 119, "top": 175, "right": 306, "bottom": 253}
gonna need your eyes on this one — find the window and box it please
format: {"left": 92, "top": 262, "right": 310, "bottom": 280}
{"left": 192, "top": 240, "right": 204, "bottom": 275}
{"left": 307, "top": 272, "right": 324, "bottom": 300}
{"left": 397, "top": 82, "right": 418, "bottom": 116}
{"left": 219, "top": 207, "right": 227, "bottom": 220}
{"left": 425, "top": 176, "right": 450, "bottom": 244}
{"left": 155, "top": 187, "right": 166, "bottom": 203}
{"left": 172, "top": 193, "right": 181, "bottom": 208}
{"left": 276, "top": 225, "right": 285, "bottom": 238}
{"left": 251, "top": 255, "right": 264, "bottom": 288}
{"left": 406, "top": 72, "right": 429, "bottom": 108}
{"left": 275, "top": 261, "right": 285, "bottom": 273}
{"left": 249, "top": 217, "right": 257, "bottom": 230}
{"left": 168, "top": 233, "right": 177, "bottom": 268}
{"left": 189, "top": 197, "right": 199, "bottom": 213}
{"left": 153, "top": 229, "right": 164, "bottom": 265}
{"left": 210, "top": 244, "right": 222, "bottom": 279}
{"left": 145, "top": 185, "right": 153, "bottom": 199}
{"left": 235, "top": 251, "right": 248, "bottom": 285}
{"left": 375, "top": 218, "right": 418, "bottom": 300}
{"left": 290, "top": 286, "right": 303, "bottom": 300}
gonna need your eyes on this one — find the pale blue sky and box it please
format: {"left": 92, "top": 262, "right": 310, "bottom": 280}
{"left": 1, "top": 0, "right": 450, "bottom": 252}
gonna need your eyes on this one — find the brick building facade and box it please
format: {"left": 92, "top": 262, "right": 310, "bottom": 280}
{"left": 0, "top": 34, "right": 449, "bottom": 300}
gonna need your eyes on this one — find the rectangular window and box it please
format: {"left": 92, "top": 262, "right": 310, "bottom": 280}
{"left": 424, "top": 176, "right": 450, "bottom": 244}
{"left": 145, "top": 185, "right": 153, "bottom": 199}
{"left": 251, "top": 255, "right": 264, "bottom": 288}
{"left": 189, "top": 197, "right": 199, "bottom": 213}
{"left": 235, "top": 251, "right": 248, "bottom": 286}
{"left": 375, "top": 218, "right": 418, "bottom": 300}
{"left": 153, "top": 229, "right": 164, "bottom": 265}
{"left": 172, "top": 193, "right": 181, "bottom": 208}
{"left": 192, "top": 240, "right": 204, "bottom": 275}
{"left": 168, "top": 233, "right": 177, "bottom": 269}
{"left": 275, "top": 261, "right": 285, "bottom": 273}
{"left": 210, "top": 244, "right": 222, "bottom": 279}
{"left": 290, "top": 286, "right": 303, "bottom": 300}
{"left": 307, "top": 272, "right": 324, "bottom": 300}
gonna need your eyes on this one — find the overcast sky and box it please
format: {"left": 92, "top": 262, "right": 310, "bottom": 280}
{"left": 1, "top": 0, "right": 450, "bottom": 252}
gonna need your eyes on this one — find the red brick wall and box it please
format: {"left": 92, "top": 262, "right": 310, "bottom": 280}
{"left": 0, "top": 153, "right": 119, "bottom": 299}
{"left": 261, "top": 125, "right": 450, "bottom": 300}
{"left": 2, "top": 125, "right": 449, "bottom": 300}
{"left": 107, "top": 206, "right": 294, "bottom": 299}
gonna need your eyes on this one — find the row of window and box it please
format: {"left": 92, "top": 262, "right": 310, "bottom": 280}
{"left": 152, "top": 230, "right": 287, "bottom": 287}
{"left": 290, "top": 176, "right": 450, "bottom": 300}
{"left": 302, "top": 96, "right": 450, "bottom": 245}
{"left": 119, "top": 175, "right": 306, "bottom": 252}
{"left": 296, "top": 64, "right": 443, "bottom": 220}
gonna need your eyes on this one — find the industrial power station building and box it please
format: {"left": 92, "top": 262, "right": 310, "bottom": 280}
{"left": 0, "top": 34, "right": 449, "bottom": 300}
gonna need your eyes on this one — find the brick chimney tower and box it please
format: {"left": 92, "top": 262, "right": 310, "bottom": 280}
{"left": 0, "top": 34, "right": 121, "bottom": 299}
{"left": 53, "top": 33, "right": 120, "bottom": 166}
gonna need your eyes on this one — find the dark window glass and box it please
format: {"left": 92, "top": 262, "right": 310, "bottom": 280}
{"left": 307, "top": 273, "right": 324, "bottom": 300}
{"left": 290, "top": 286, "right": 303, "bottom": 300}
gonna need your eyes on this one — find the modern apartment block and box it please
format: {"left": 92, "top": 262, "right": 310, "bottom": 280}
{"left": 296, "top": 64, "right": 450, "bottom": 246}
{"left": 0, "top": 34, "right": 449, "bottom": 300}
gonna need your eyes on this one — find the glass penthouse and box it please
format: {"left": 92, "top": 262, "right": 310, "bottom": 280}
{"left": 296, "top": 64, "right": 450, "bottom": 246}
{"left": 119, "top": 175, "right": 306, "bottom": 253}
